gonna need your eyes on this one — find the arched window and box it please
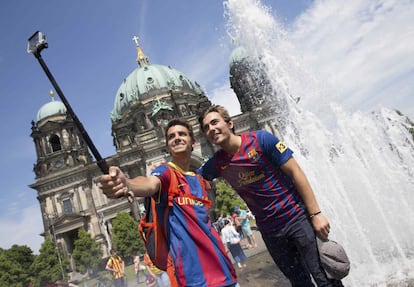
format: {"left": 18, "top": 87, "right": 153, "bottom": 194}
{"left": 50, "top": 134, "right": 61, "bottom": 152}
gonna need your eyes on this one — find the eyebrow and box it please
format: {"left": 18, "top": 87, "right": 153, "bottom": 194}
{"left": 167, "top": 130, "right": 189, "bottom": 138}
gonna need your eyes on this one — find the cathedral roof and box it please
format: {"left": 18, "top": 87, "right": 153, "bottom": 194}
{"left": 110, "top": 37, "right": 203, "bottom": 121}
{"left": 36, "top": 91, "right": 67, "bottom": 121}
{"left": 229, "top": 46, "right": 249, "bottom": 68}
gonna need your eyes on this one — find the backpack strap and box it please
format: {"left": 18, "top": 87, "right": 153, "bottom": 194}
{"left": 166, "top": 165, "right": 212, "bottom": 208}
{"left": 167, "top": 168, "right": 179, "bottom": 207}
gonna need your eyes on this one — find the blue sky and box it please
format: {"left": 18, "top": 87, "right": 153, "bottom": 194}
{"left": 1, "top": 0, "right": 413, "bottom": 253}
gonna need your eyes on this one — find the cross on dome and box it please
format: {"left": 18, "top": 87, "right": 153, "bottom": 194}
{"left": 132, "top": 35, "right": 140, "bottom": 46}
{"left": 132, "top": 35, "right": 149, "bottom": 67}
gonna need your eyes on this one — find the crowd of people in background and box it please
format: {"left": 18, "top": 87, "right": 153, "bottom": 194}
{"left": 215, "top": 207, "right": 257, "bottom": 250}
{"left": 107, "top": 250, "right": 173, "bottom": 287}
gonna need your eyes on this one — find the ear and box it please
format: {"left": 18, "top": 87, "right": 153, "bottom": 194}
{"left": 228, "top": 120, "right": 234, "bottom": 130}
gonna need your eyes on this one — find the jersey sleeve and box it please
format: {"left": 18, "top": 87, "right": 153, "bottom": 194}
{"left": 150, "top": 164, "right": 170, "bottom": 205}
{"left": 196, "top": 155, "right": 220, "bottom": 181}
{"left": 257, "top": 130, "right": 293, "bottom": 166}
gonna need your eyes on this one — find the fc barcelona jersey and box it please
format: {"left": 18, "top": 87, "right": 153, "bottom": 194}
{"left": 151, "top": 163, "right": 237, "bottom": 287}
{"left": 199, "top": 130, "right": 306, "bottom": 233}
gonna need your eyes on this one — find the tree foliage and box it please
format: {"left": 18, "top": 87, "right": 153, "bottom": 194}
{"left": 0, "top": 249, "right": 25, "bottom": 287}
{"left": 214, "top": 179, "right": 246, "bottom": 216}
{"left": 30, "top": 238, "right": 66, "bottom": 287}
{"left": 72, "top": 228, "right": 102, "bottom": 275}
{"left": 0, "top": 244, "right": 35, "bottom": 287}
{"left": 111, "top": 212, "right": 145, "bottom": 260}
{"left": 7, "top": 244, "right": 35, "bottom": 272}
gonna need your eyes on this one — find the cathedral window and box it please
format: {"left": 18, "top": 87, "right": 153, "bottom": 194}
{"left": 50, "top": 134, "right": 62, "bottom": 152}
{"left": 62, "top": 199, "right": 73, "bottom": 214}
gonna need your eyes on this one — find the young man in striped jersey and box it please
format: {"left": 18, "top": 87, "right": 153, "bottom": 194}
{"left": 198, "top": 105, "right": 336, "bottom": 287}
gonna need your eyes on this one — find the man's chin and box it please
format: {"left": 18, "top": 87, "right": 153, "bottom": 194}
{"left": 211, "top": 138, "right": 222, "bottom": 145}
{"left": 170, "top": 149, "right": 191, "bottom": 155}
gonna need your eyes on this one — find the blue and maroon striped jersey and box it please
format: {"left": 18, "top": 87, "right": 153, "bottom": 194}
{"left": 199, "top": 130, "right": 306, "bottom": 233}
{"left": 151, "top": 163, "right": 237, "bottom": 287}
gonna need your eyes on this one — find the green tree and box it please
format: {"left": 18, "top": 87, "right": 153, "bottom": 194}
{"left": 72, "top": 228, "right": 102, "bottom": 275}
{"left": 1, "top": 244, "right": 35, "bottom": 286}
{"left": 111, "top": 212, "right": 145, "bottom": 260}
{"left": 214, "top": 180, "right": 246, "bottom": 216}
{"left": 0, "top": 249, "right": 25, "bottom": 287}
{"left": 30, "top": 238, "right": 66, "bottom": 287}
{"left": 7, "top": 244, "right": 35, "bottom": 271}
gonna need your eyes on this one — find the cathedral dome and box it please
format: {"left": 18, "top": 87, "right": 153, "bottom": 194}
{"left": 110, "top": 38, "right": 204, "bottom": 122}
{"left": 229, "top": 46, "right": 249, "bottom": 68}
{"left": 111, "top": 63, "right": 203, "bottom": 121}
{"left": 37, "top": 98, "right": 67, "bottom": 122}
{"left": 109, "top": 37, "right": 211, "bottom": 153}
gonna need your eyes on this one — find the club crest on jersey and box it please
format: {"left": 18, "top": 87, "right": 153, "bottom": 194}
{"left": 248, "top": 149, "right": 258, "bottom": 161}
{"left": 275, "top": 141, "right": 288, "bottom": 153}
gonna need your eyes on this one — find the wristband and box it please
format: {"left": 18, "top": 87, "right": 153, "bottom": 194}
{"left": 309, "top": 211, "right": 321, "bottom": 219}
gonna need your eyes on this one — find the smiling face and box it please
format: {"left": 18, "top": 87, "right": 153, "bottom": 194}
{"left": 166, "top": 124, "right": 194, "bottom": 158}
{"left": 201, "top": 111, "right": 234, "bottom": 146}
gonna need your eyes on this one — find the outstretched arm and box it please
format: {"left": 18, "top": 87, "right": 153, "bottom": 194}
{"left": 280, "top": 157, "right": 330, "bottom": 240}
{"left": 99, "top": 166, "right": 161, "bottom": 199}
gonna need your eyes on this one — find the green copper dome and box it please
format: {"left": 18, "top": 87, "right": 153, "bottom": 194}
{"left": 111, "top": 64, "right": 203, "bottom": 122}
{"left": 37, "top": 99, "right": 67, "bottom": 122}
{"left": 111, "top": 37, "right": 205, "bottom": 122}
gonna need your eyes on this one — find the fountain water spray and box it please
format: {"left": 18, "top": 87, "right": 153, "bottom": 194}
{"left": 224, "top": 0, "right": 414, "bottom": 285}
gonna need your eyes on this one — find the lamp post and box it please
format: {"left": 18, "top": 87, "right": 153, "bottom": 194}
{"left": 44, "top": 213, "right": 65, "bottom": 280}
{"left": 27, "top": 31, "right": 109, "bottom": 174}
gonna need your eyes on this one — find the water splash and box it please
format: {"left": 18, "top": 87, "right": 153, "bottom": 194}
{"left": 225, "top": 0, "right": 414, "bottom": 285}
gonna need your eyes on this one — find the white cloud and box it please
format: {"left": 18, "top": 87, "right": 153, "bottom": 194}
{"left": 291, "top": 0, "right": 414, "bottom": 119}
{"left": 0, "top": 204, "right": 43, "bottom": 253}
{"left": 209, "top": 85, "right": 241, "bottom": 116}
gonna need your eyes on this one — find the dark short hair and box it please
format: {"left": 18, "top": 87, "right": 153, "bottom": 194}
{"left": 165, "top": 118, "right": 195, "bottom": 143}
{"left": 198, "top": 105, "right": 234, "bottom": 133}
{"left": 223, "top": 219, "right": 231, "bottom": 225}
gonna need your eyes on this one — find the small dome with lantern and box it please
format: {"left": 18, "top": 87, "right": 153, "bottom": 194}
{"left": 36, "top": 91, "right": 67, "bottom": 122}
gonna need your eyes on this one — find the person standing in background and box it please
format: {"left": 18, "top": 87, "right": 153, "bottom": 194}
{"left": 133, "top": 252, "right": 146, "bottom": 285}
{"left": 221, "top": 219, "right": 248, "bottom": 269}
{"left": 144, "top": 252, "right": 171, "bottom": 287}
{"left": 105, "top": 249, "right": 125, "bottom": 287}
{"left": 235, "top": 206, "right": 257, "bottom": 249}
